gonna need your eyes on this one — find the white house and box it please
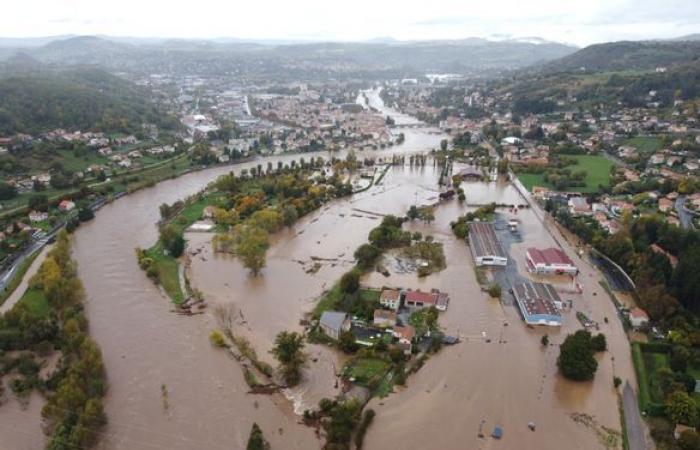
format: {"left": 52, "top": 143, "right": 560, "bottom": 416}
{"left": 629, "top": 308, "right": 649, "bottom": 328}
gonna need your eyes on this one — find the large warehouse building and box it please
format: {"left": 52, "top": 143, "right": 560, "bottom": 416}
{"left": 468, "top": 222, "right": 507, "bottom": 266}
{"left": 526, "top": 247, "right": 578, "bottom": 275}
{"left": 512, "top": 281, "right": 563, "bottom": 326}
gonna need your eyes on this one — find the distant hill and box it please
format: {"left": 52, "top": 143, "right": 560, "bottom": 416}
{"left": 670, "top": 34, "right": 700, "bottom": 42}
{"left": 0, "top": 67, "right": 177, "bottom": 135}
{"left": 498, "top": 60, "right": 700, "bottom": 114}
{"left": 542, "top": 40, "right": 700, "bottom": 72}
{"left": 29, "top": 36, "right": 136, "bottom": 65}
{"left": 8, "top": 35, "right": 577, "bottom": 78}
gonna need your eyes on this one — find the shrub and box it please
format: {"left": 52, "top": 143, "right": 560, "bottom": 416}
{"left": 487, "top": 283, "right": 502, "bottom": 298}
{"left": 209, "top": 330, "right": 227, "bottom": 348}
{"left": 355, "top": 409, "right": 376, "bottom": 449}
{"left": 591, "top": 333, "right": 607, "bottom": 352}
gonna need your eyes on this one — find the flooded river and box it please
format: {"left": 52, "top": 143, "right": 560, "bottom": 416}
{"left": 0, "top": 89, "right": 636, "bottom": 450}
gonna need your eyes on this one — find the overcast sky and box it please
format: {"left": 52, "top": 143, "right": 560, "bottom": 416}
{"left": 3, "top": 0, "right": 700, "bottom": 46}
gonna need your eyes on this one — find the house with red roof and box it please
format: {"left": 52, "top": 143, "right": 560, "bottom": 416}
{"left": 403, "top": 289, "right": 449, "bottom": 311}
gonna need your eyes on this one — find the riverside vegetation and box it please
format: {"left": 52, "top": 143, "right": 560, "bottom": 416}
{"left": 137, "top": 155, "right": 357, "bottom": 302}
{"left": 0, "top": 231, "right": 107, "bottom": 449}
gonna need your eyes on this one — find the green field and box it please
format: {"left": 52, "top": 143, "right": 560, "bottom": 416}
{"left": 345, "top": 358, "right": 390, "bottom": 386}
{"left": 16, "top": 288, "right": 50, "bottom": 318}
{"left": 518, "top": 155, "right": 615, "bottom": 193}
{"left": 624, "top": 136, "right": 663, "bottom": 155}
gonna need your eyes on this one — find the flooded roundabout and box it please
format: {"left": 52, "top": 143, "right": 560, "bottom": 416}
{"left": 1, "top": 94, "right": 637, "bottom": 450}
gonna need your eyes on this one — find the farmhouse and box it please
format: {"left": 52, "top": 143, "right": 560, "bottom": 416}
{"left": 468, "top": 222, "right": 507, "bottom": 266}
{"left": 526, "top": 247, "right": 578, "bottom": 275}
{"left": 512, "top": 281, "right": 562, "bottom": 327}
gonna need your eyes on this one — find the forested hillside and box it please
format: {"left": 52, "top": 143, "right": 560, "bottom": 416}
{"left": 0, "top": 68, "right": 177, "bottom": 135}
{"left": 542, "top": 40, "right": 700, "bottom": 72}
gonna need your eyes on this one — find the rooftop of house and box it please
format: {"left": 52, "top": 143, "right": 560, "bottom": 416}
{"left": 380, "top": 289, "right": 401, "bottom": 302}
{"left": 374, "top": 309, "right": 397, "bottom": 321}
{"left": 319, "top": 311, "right": 347, "bottom": 331}
{"left": 629, "top": 307, "right": 649, "bottom": 320}
{"left": 404, "top": 290, "right": 438, "bottom": 305}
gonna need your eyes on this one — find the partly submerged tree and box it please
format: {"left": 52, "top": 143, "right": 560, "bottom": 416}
{"left": 246, "top": 423, "right": 270, "bottom": 450}
{"left": 270, "top": 331, "right": 307, "bottom": 386}
{"left": 557, "top": 330, "right": 598, "bottom": 381}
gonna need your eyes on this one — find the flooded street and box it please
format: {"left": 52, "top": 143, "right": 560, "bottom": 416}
{"left": 0, "top": 90, "right": 634, "bottom": 450}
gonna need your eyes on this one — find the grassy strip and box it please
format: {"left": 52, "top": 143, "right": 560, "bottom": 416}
{"left": 0, "top": 249, "right": 42, "bottom": 308}
{"left": 16, "top": 288, "right": 51, "bottom": 318}
{"left": 313, "top": 283, "right": 343, "bottom": 319}
{"left": 144, "top": 242, "right": 185, "bottom": 304}
{"left": 631, "top": 342, "right": 653, "bottom": 412}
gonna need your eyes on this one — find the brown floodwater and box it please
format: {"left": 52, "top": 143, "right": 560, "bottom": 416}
{"left": 0, "top": 89, "right": 638, "bottom": 450}
{"left": 0, "top": 126, "right": 444, "bottom": 450}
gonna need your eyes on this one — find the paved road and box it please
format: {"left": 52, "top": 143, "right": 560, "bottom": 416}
{"left": 623, "top": 382, "right": 648, "bottom": 450}
{"left": 0, "top": 235, "right": 50, "bottom": 291}
{"left": 675, "top": 196, "right": 696, "bottom": 230}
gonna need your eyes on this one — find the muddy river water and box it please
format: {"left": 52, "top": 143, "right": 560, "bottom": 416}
{"left": 0, "top": 89, "right": 637, "bottom": 450}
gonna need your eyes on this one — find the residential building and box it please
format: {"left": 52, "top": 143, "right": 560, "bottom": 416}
{"left": 379, "top": 289, "right": 401, "bottom": 311}
{"left": 373, "top": 309, "right": 397, "bottom": 327}
{"left": 28, "top": 211, "right": 48, "bottom": 222}
{"left": 568, "top": 197, "right": 591, "bottom": 215}
{"left": 58, "top": 200, "right": 76, "bottom": 212}
{"left": 629, "top": 308, "right": 650, "bottom": 329}
{"left": 319, "top": 311, "right": 350, "bottom": 340}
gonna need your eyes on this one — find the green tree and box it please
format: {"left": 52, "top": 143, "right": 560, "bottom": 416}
{"left": 541, "top": 335, "right": 549, "bottom": 347}
{"left": 338, "top": 330, "right": 358, "bottom": 353}
{"left": 354, "top": 244, "right": 381, "bottom": 270}
{"left": 418, "top": 206, "right": 435, "bottom": 224}
{"left": 28, "top": 193, "right": 49, "bottom": 211}
{"left": 270, "top": 331, "right": 307, "bottom": 386}
{"left": 339, "top": 269, "right": 361, "bottom": 294}
{"left": 159, "top": 224, "right": 185, "bottom": 258}
{"left": 234, "top": 225, "right": 269, "bottom": 276}
{"left": 0, "top": 182, "right": 17, "bottom": 200}
{"left": 666, "top": 391, "right": 699, "bottom": 426}
{"left": 281, "top": 204, "right": 299, "bottom": 227}
{"left": 557, "top": 330, "right": 598, "bottom": 381}
{"left": 591, "top": 333, "right": 607, "bottom": 352}
{"left": 77, "top": 207, "right": 94, "bottom": 222}
{"left": 246, "top": 423, "right": 270, "bottom": 450}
